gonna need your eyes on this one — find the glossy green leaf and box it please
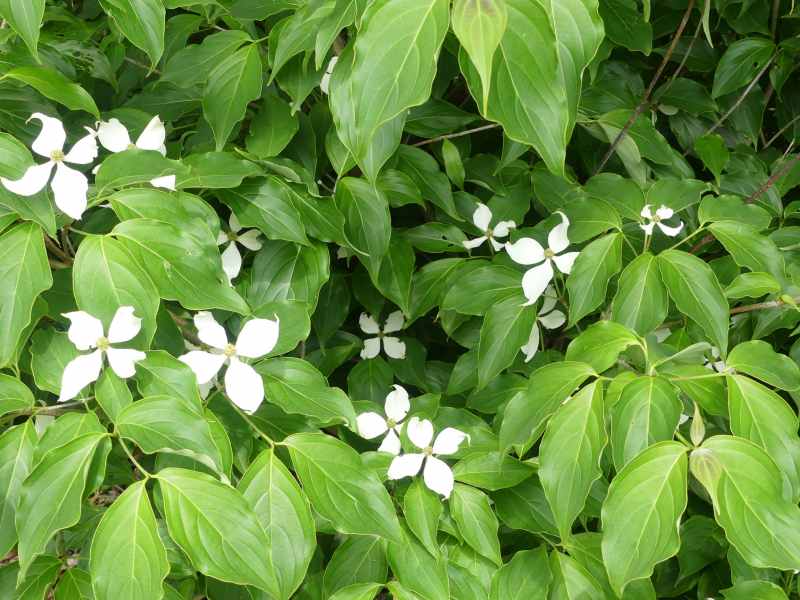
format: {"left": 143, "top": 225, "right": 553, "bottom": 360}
{"left": 403, "top": 479, "right": 442, "bottom": 557}
{"left": 566, "top": 232, "right": 622, "bottom": 325}
{"left": 0, "top": 0, "right": 44, "bottom": 58}
{"left": 727, "top": 341, "right": 800, "bottom": 391}
{"left": 477, "top": 294, "right": 536, "bottom": 389}
{"left": 450, "top": 483, "right": 502, "bottom": 565}
{"left": 0, "top": 373, "right": 34, "bottom": 418}
{"left": 490, "top": 546, "right": 550, "bottom": 599}
{"left": 0, "top": 421, "right": 36, "bottom": 556}
{"left": 610, "top": 252, "right": 668, "bottom": 335}
{"left": 4, "top": 66, "right": 99, "bottom": 117}
{"left": 564, "top": 321, "right": 641, "bottom": 373}
{"left": 712, "top": 38, "right": 775, "bottom": 98}
{"left": 99, "top": 0, "right": 165, "bottom": 66}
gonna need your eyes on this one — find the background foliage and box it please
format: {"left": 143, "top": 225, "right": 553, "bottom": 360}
{"left": 1, "top": 0, "right": 800, "bottom": 598}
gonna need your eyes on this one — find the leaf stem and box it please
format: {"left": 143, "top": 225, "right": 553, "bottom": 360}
{"left": 118, "top": 436, "right": 153, "bottom": 479}
{"left": 666, "top": 226, "right": 705, "bottom": 251}
{"left": 231, "top": 402, "right": 275, "bottom": 447}
{"left": 412, "top": 123, "right": 501, "bottom": 147}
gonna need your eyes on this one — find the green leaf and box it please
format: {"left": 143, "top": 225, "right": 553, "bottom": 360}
{"left": 16, "top": 554, "right": 61, "bottom": 600}
{"left": 725, "top": 272, "right": 781, "bottom": 299}
{"left": 3, "top": 66, "right": 99, "bottom": 117}
{"left": 598, "top": 0, "right": 652, "bottom": 54}
{"left": 549, "top": 551, "right": 605, "bottom": 599}
{"left": 694, "top": 133, "right": 729, "bottom": 182}
{"left": 335, "top": 178, "right": 391, "bottom": 278}
{"left": 712, "top": 37, "right": 775, "bottom": 98}
{"left": 16, "top": 433, "right": 109, "bottom": 579}
{"left": 246, "top": 93, "right": 300, "bottom": 158}
{"left": 490, "top": 547, "right": 551, "bottom": 599}
{"left": 440, "top": 263, "right": 520, "bottom": 315}
{"left": 35, "top": 412, "right": 105, "bottom": 462}
{"left": 255, "top": 358, "right": 356, "bottom": 426}
{"left": 708, "top": 221, "right": 786, "bottom": 282}
{"left": 727, "top": 341, "right": 800, "bottom": 391}
{"left": 0, "top": 0, "right": 45, "bottom": 58}
{"left": 54, "top": 568, "right": 93, "bottom": 600}
{"left": 329, "top": 583, "right": 384, "bottom": 600}
{"left": 566, "top": 232, "right": 623, "bottom": 325}
{"left": 564, "top": 321, "right": 642, "bottom": 373}
{"left": 450, "top": 483, "right": 502, "bottom": 566}
{"left": 601, "top": 442, "right": 688, "bottom": 596}
{"left": 29, "top": 329, "right": 80, "bottom": 395}
{"left": 387, "top": 527, "right": 449, "bottom": 600}
{"left": 0, "top": 421, "right": 36, "bottom": 556}
{"left": 157, "top": 467, "right": 280, "bottom": 595}
{"left": 375, "top": 237, "right": 415, "bottom": 316}
{"left": 476, "top": 295, "right": 536, "bottom": 390}
{"left": 89, "top": 480, "right": 169, "bottom": 600}
{"left": 0, "top": 132, "right": 33, "bottom": 179}
{"left": 539, "top": 381, "right": 606, "bottom": 541}
{"left": 657, "top": 249, "right": 729, "bottom": 356}
{"left": 451, "top": 0, "right": 507, "bottom": 113}
{"left": 178, "top": 152, "right": 262, "bottom": 189}
{"left": 0, "top": 374, "right": 34, "bottom": 418}
{"left": 203, "top": 44, "right": 263, "bottom": 151}
{"left": 721, "top": 581, "right": 788, "bottom": 600}
{"left": 72, "top": 235, "right": 159, "bottom": 348}
{"left": 0, "top": 222, "right": 52, "bottom": 368}
{"left": 95, "top": 150, "right": 190, "bottom": 193}
{"left": 451, "top": 451, "right": 534, "bottom": 491}
{"left": 610, "top": 252, "right": 668, "bottom": 335}
{"left": 134, "top": 351, "right": 203, "bottom": 411}
{"left": 95, "top": 369, "right": 133, "bottom": 422}
{"left": 403, "top": 479, "right": 442, "bottom": 557}
{"left": 610, "top": 376, "right": 682, "bottom": 470}
{"left": 323, "top": 535, "right": 387, "bottom": 596}
{"left": 284, "top": 432, "right": 403, "bottom": 542}
{"left": 99, "top": 0, "right": 165, "bottom": 66}
{"left": 493, "top": 476, "right": 558, "bottom": 537}
{"left": 161, "top": 30, "right": 251, "bottom": 88}
{"left": 238, "top": 448, "right": 316, "bottom": 599}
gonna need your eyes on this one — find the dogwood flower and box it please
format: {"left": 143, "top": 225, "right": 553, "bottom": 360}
{"left": 505, "top": 211, "right": 579, "bottom": 306}
{"left": 705, "top": 346, "right": 727, "bottom": 373}
{"left": 639, "top": 205, "right": 684, "bottom": 237}
{"left": 356, "top": 385, "right": 410, "bottom": 455}
{"left": 520, "top": 286, "right": 566, "bottom": 362}
{"left": 463, "top": 203, "right": 516, "bottom": 251}
{"left": 95, "top": 115, "right": 175, "bottom": 190}
{"left": 59, "top": 306, "right": 146, "bottom": 402}
{"left": 0, "top": 113, "right": 97, "bottom": 220}
{"left": 359, "top": 311, "right": 406, "bottom": 359}
{"left": 179, "top": 311, "right": 279, "bottom": 412}
{"left": 387, "top": 417, "right": 469, "bottom": 498}
{"left": 216, "top": 213, "right": 263, "bottom": 282}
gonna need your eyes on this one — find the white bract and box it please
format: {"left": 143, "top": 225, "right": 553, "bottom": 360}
{"left": 179, "top": 312, "right": 279, "bottom": 413}
{"left": 0, "top": 113, "right": 97, "bottom": 220}
{"left": 639, "top": 204, "right": 684, "bottom": 237}
{"left": 505, "top": 211, "right": 579, "bottom": 306}
{"left": 320, "top": 56, "right": 338, "bottom": 95}
{"left": 216, "top": 213, "right": 263, "bottom": 282}
{"left": 520, "top": 286, "right": 566, "bottom": 362}
{"left": 95, "top": 115, "right": 175, "bottom": 190}
{"left": 387, "top": 417, "right": 469, "bottom": 498}
{"left": 356, "top": 384, "right": 410, "bottom": 455}
{"left": 462, "top": 203, "right": 516, "bottom": 251}
{"left": 59, "top": 306, "right": 146, "bottom": 402}
{"left": 359, "top": 311, "right": 406, "bottom": 359}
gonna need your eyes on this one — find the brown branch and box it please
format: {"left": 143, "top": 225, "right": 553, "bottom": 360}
{"left": 412, "top": 123, "right": 502, "bottom": 147}
{"left": 730, "top": 296, "right": 800, "bottom": 315}
{"left": 765, "top": 114, "right": 800, "bottom": 149}
{"left": 593, "top": 0, "right": 696, "bottom": 175}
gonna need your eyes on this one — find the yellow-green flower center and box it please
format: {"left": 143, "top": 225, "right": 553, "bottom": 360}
{"left": 127, "top": 143, "right": 137, "bottom": 151}
{"left": 50, "top": 149, "right": 64, "bottom": 162}
{"left": 223, "top": 343, "right": 237, "bottom": 357}
{"left": 386, "top": 418, "right": 397, "bottom": 429}
{"left": 544, "top": 248, "right": 555, "bottom": 259}
{"left": 96, "top": 336, "right": 110, "bottom": 351}
{"left": 423, "top": 446, "right": 433, "bottom": 456}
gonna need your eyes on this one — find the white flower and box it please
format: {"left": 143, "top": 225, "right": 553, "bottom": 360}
{"left": 463, "top": 203, "right": 516, "bottom": 251}
{"left": 387, "top": 417, "right": 469, "bottom": 498}
{"left": 356, "top": 385, "right": 410, "bottom": 455}
{"left": 504, "top": 211, "right": 579, "bottom": 306}
{"left": 215, "top": 213, "right": 263, "bottom": 283}
{"left": 520, "top": 286, "right": 566, "bottom": 362}
{"left": 179, "top": 311, "right": 279, "bottom": 413}
{"left": 705, "top": 346, "right": 727, "bottom": 373}
{"left": 59, "top": 306, "right": 146, "bottom": 402}
{"left": 639, "top": 205, "right": 684, "bottom": 237}
{"left": 95, "top": 115, "right": 175, "bottom": 190}
{"left": 359, "top": 311, "right": 406, "bottom": 360}
{"left": 0, "top": 113, "right": 98, "bottom": 220}
{"left": 320, "top": 56, "right": 338, "bottom": 95}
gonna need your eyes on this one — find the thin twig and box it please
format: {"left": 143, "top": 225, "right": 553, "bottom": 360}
{"left": 745, "top": 152, "right": 800, "bottom": 203}
{"left": 663, "top": 19, "right": 704, "bottom": 91}
{"left": 45, "top": 236, "right": 72, "bottom": 264}
{"left": 594, "top": 0, "right": 696, "bottom": 175}
{"left": 765, "top": 115, "right": 800, "bottom": 149}
{"left": 412, "top": 123, "right": 501, "bottom": 147}
{"left": 771, "top": 0, "right": 782, "bottom": 38}
{"left": 123, "top": 56, "right": 161, "bottom": 75}
{"left": 730, "top": 296, "right": 800, "bottom": 315}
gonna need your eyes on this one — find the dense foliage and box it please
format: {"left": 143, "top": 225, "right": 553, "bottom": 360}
{"left": 0, "top": 0, "right": 800, "bottom": 598}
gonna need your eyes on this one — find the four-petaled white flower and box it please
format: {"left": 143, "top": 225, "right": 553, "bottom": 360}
{"left": 179, "top": 312, "right": 279, "bottom": 413}
{"left": 359, "top": 311, "right": 406, "bottom": 359}
{"left": 505, "top": 211, "right": 579, "bottom": 306}
{"left": 1, "top": 113, "right": 98, "bottom": 220}
{"left": 59, "top": 306, "right": 146, "bottom": 402}
{"left": 356, "top": 385, "right": 410, "bottom": 455}
{"left": 216, "top": 213, "right": 263, "bottom": 283}
{"left": 463, "top": 203, "right": 516, "bottom": 251}
{"left": 387, "top": 417, "right": 469, "bottom": 498}
{"left": 639, "top": 205, "right": 684, "bottom": 237}
{"left": 95, "top": 115, "right": 175, "bottom": 190}
{"left": 521, "top": 286, "right": 566, "bottom": 362}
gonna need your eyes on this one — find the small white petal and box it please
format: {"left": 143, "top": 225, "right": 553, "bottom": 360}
{"left": 224, "top": 356, "right": 264, "bottom": 413}
{"left": 51, "top": 162, "right": 88, "bottom": 219}
{"left": 384, "top": 384, "right": 410, "bottom": 422}
{"left": 107, "top": 306, "right": 142, "bottom": 343}
{"left": 383, "top": 337, "right": 406, "bottom": 359}
{"left": 360, "top": 337, "right": 381, "bottom": 359}
{"left": 29, "top": 113, "right": 66, "bottom": 157}
{"left": 540, "top": 290, "right": 557, "bottom": 314}
{"left": 521, "top": 323, "right": 541, "bottom": 363}
{"left": 383, "top": 310, "right": 405, "bottom": 334}
{"left": 221, "top": 241, "right": 242, "bottom": 281}
{"left": 547, "top": 211, "right": 571, "bottom": 254}
{"left": 58, "top": 350, "right": 103, "bottom": 402}
{"left": 179, "top": 350, "right": 226, "bottom": 384}
{"left": 1, "top": 162, "right": 53, "bottom": 196}
{"left": 657, "top": 221, "right": 684, "bottom": 237}
{"left": 357, "top": 412, "right": 388, "bottom": 439}
{"left": 235, "top": 316, "right": 280, "bottom": 358}
{"left": 135, "top": 116, "right": 166, "bottom": 151}
{"left": 539, "top": 308, "right": 566, "bottom": 330}
{"left": 320, "top": 56, "right": 338, "bottom": 95}
{"left": 423, "top": 456, "right": 455, "bottom": 498}
{"left": 521, "top": 261, "right": 554, "bottom": 306}
{"left": 387, "top": 453, "right": 425, "bottom": 480}
{"left": 505, "top": 238, "right": 545, "bottom": 266}
{"left": 229, "top": 212, "right": 242, "bottom": 233}
{"left": 472, "top": 203, "right": 492, "bottom": 231}
{"left": 378, "top": 429, "right": 401, "bottom": 455}
{"left": 64, "top": 132, "right": 98, "bottom": 165}
{"left": 639, "top": 222, "right": 655, "bottom": 236}
{"left": 150, "top": 175, "right": 176, "bottom": 190}
{"left": 216, "top": 230, "right": 228, "bottom": 246}
{"left": 462, "top": 236, "right": 487, "bottom": 250}
{"left": 493, "top": 221, "right": 515, "bottom": 238}
{"left": 640, "top": 204, "right": 654, "bottom": 220}
{"left": 406, "top": 416, "right": 434, "bottom": 450}
{"left": 432, "top": 427, "right": 469, "bottom": 456}
{"left": 359, "top": 313, "right": 381, "bottom": 335}
{"left": 194, "top": 311, "right": 228, "bottom": 349}
{"left": 96, "top": 118, "right": 132, "bottom": 153}
{"left": 655, "top": 205, "right": 674, "bottom": 220}
{"left": 552, "top": 251, "right": 579, "bottom": 275}
{"left": 106, "top": 347, "right": 146, "bottom": 378}
{"left": 236, "top": 229, "right": 262, "bottom": 251}
{"left": 63, "top": 311, "right": 104, "bottom": 351}
{"left": 489, "top": 238, "right": 505, "bottom": 252}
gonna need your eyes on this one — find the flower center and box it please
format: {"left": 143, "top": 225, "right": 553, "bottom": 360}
{"left": 486, "top": 227, "right": 494, "bottom": 238}
{"left": 50, "top": 149, "right": 64, "bottom": 162}
{"left": 423, "top": 446, "right": 433, "bottom": 456}
{"left": 96, "top": 336, "right": 110, "bottom": 351}
{"left": 386, "top": 418, "right": 397, "bottom": 429}
{"left": 544, "top": 248, "right": 555, "bottom": 259}
{"left": 127, "top": 143, "right": 137, "bottom": 151}
{"left": 227, "top": 231, "right": 238, "bottom": 242}
{"left": 223, "top": 343, "right": 236, "bottom": 357}
{"left": 653, "top": 215, "right": 661, "bottom": 223}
